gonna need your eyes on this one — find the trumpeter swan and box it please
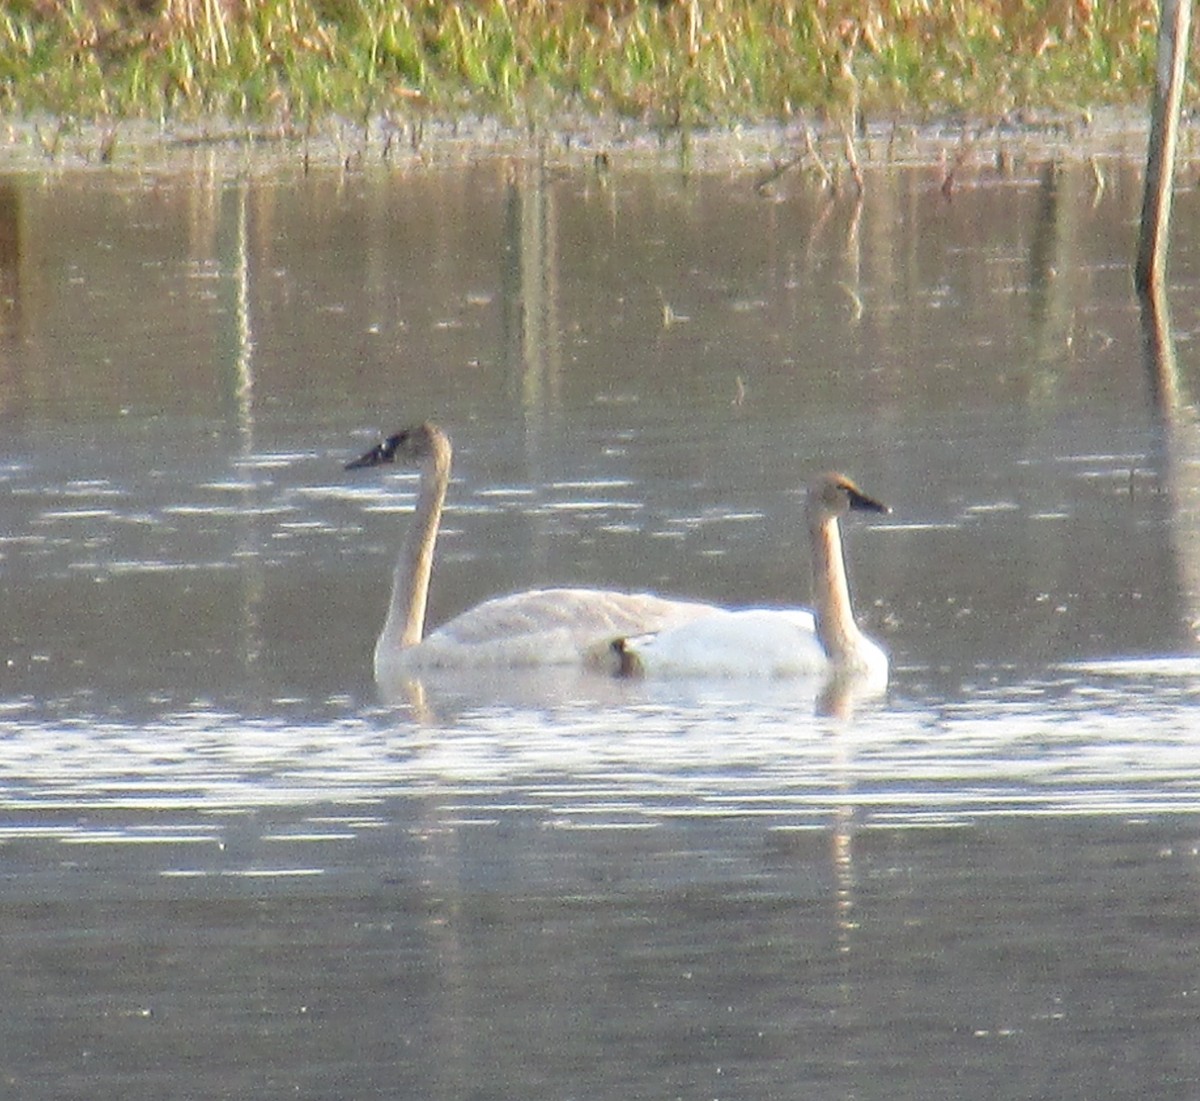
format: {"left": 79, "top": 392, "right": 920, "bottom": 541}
{"left": 346, "top": 422, "right": 715, "bottom": 680}
{"left": 610, "top": 471, "right": 890, "bottom": 684}
{"left": 347, "top": 423, "right": 889, "bottom": 687}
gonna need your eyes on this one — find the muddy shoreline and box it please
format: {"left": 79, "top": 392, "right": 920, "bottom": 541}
{"left": 0, "top": 106, "right": 1165, "bottom": 177}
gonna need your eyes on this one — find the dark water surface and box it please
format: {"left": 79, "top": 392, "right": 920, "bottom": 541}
{"left": 3, "top": 132, "right": 1200, "bottom": 1098}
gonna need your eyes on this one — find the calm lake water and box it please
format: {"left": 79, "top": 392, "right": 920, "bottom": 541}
{"left": 3, "top": 125, "right": 1200, "bottom": 1099}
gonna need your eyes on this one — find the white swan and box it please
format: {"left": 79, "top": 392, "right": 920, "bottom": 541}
{"left": 347, "top": 423, "right": 890, "bottom": 687}
{"left": 347, "top": 423, "right": 715, "bottom": 680}
{"left": 610, "top": 471, "right": 891, "bottom": 684}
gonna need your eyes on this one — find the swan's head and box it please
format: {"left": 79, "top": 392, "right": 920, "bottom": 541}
{"left": 807, "top": 472, "right": 889, "bottom": 523}
{"left": 345, "top": 422, "right": 449, "bottom": 471}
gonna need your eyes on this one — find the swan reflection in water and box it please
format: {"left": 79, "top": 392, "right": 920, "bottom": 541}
{"left": 346, "top": 423, "right": 890, "bottom": 712}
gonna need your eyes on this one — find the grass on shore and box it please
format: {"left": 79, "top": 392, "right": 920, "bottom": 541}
{"left": 0, "top": 1, "right": 1167, "bottom": 128}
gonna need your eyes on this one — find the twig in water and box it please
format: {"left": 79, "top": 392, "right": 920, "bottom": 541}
{"left": 98, "top": 126, "right": 118, "bottom": 164}
{"left": 755, "top": 154, "right": 804, "bottom": 195}
{"left": 941, "top": 135, "right": 974, "bottom": 198}
{"left": 804, "top": 126, "right": 833, "bottom": 191}
{"left": 841, "top": 126, "right": 865, "bottom": 196}
{"left": 657, "top": 288, "right": 689, "bottom": 328}
{"left": 837, "top": 282, "right": 864, "bottom": 320}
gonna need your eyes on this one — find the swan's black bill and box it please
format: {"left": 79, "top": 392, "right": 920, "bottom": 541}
{"left": 346, "top": 434, "right": 402, "bottom": 470}
{"left": 847, "top": 487, "right": 890, "bottom": 514}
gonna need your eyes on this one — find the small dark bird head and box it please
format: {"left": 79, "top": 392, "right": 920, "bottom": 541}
{"left": 345, "top": 423, "right": 444, "bottom": 470}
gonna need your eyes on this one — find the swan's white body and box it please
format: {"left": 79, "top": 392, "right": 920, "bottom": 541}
{"left": 377, "top": 586, "right": 715, "bottom": 676}
{"left": 615, "top": 606, "right": 888, "bottom": 683}
{"left": 347, "top": 423, "right": 889, "bottom": 686}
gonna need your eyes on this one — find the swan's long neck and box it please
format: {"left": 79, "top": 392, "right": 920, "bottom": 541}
{"left": 808, "top": 511, "right": 868, "bottom": 667}
{"left": 381, "top": 437, "right": 451, "bottom": 651}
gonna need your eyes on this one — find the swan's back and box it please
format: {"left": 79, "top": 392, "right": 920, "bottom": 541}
{"left": 376, "top": 586, "right": 717, "bottom": 675}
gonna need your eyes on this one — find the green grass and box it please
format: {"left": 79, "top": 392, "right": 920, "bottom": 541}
{"left": 0, "top": 1, "right": 1168, "bottom": 126}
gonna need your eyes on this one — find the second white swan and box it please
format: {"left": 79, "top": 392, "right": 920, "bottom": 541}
{"left": 610, "top": 471, "right": 890, "bottom": 683}
{"left": 346, "top": 422, "right": 889, "bottom": 685}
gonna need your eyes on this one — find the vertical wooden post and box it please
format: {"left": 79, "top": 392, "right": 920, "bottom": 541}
{"left": 1136, "top": 0, "right": 1193, "bottom": 295}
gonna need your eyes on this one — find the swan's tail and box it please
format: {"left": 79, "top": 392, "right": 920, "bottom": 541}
{"left": 581, "top": 636, "right": 646, "bottom": 678}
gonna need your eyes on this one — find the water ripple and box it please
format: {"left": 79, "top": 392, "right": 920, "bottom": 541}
{"left": 4, "top": 665, "right": 1200, "bottom": 837}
